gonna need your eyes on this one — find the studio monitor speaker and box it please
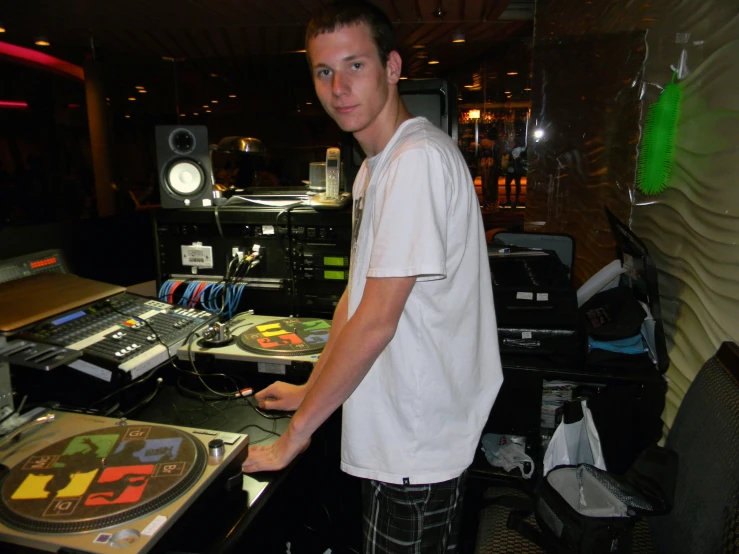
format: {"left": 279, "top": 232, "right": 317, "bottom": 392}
{"left": 156, "top": 125, "right": 214, "bottom": 209}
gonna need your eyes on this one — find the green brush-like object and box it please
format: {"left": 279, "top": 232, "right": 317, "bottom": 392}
{"left": 636, "top": 73, "right": 681, "bottom": 196}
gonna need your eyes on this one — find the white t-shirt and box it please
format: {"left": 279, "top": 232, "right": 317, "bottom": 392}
{"left": 341, "top": 117, "right": 503, "bottom": 485}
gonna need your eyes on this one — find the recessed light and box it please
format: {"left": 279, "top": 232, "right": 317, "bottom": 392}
{"left": 128, "top": 97, "right": 136, "bottom": 101}
{"left": 125, "top": 115, "right": 131, "bottom": 119}
{"left": 211, "top": 100, "right": 218, "bottom": 103}
{"left": 524, "top": 87, "right": 531, "bottom": 91}
{"left": 229, "top": 94, "right": 237, "bottom": 98}
{"left": 138, "top": 89, "right": 147, "bottom": 93}
{"left": 35, "top": 38, "right": 50, "bottom": 47}
{"left": 464, "top": 85, "right": 474, "bottom": 88}
{"left": 306, "top": 101, "right": 312, "bottom": 105}
{"left": 399, "top": 76, "right": 408, "bottom": 80}
{"left": 452, "top": 30, "right": 465, "bottom": 43}
{"left": 205, "top": 109, "right": 212, "bottom": 113}
{"left": 179, "top": 113, "right": 186, "bottom": 117}
{"left": 210, "top": 73, "right": 218, "bottom": 77}
{"left": 135, "top": 85, "right": 145, "bottom": 90}
{"left": 0, "top": 27, "right": 6, "bottom": 33}
{"left": 193, "top": 112, "right": 199, "bottom": 116}
{"left": 428, "top": 60, "right": 439, "bottom": 65}
{"left": 504, "top": 91, "right": 511, "bottom": 94}
{"left": 413, "top": 44, "right": 425, "bottom": 49}
{"left": 203, "top": 105, "right": 209, "bottom": 108}
{"left": 507, "top": 72, "right": 518, "bottom": 75}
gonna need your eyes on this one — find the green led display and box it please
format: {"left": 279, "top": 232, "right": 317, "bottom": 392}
{"left": 324, "top": 270, "right": 345, "bottom": 280}
{"left": 324, "top": 256, "right": 344, "bottom": 266}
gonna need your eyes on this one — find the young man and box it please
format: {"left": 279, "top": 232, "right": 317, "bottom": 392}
{"left": 242, "top": 2, "right": 503, "bottom": 551}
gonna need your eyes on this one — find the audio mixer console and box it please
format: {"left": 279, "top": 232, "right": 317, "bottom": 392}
{"left": 3, "top": 293, "right": 217, "bottom": 382}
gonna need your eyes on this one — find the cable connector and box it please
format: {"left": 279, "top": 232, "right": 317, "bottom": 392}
{"left": 237, "top": 387, "right": 253, "bottom": 398}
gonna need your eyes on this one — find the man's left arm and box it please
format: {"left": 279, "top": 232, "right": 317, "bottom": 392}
{"left": 242, "top": 275, "right": 416, "bottom": 472}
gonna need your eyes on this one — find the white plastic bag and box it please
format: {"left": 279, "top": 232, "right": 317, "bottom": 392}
{"left": 543, "top": 399, "right": 606, "bottom": 476}
{"left": 481, "top": 434, "right": 535, "bottom": 479}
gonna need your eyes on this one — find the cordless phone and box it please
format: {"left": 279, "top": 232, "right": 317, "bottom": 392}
{"left": 325, "top": 147, "right": 341, "bottom": 199}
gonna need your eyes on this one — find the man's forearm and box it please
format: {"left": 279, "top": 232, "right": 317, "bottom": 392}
{"left": 289, "top": 309, "right": 394, "bottom": 439}
{"left": 304, "top": 288, "right": 348, "bottom": 391}
{"left": 288, "top": 276, "right": 416, "bottom": 441}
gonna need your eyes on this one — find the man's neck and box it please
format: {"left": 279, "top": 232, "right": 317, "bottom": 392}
{"left": 355, "top": 97, "right": 412, "bottom": 158}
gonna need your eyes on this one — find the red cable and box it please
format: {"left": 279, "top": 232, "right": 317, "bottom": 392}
{"left": 169, "top": 281, "right": 183, "bottom": 304}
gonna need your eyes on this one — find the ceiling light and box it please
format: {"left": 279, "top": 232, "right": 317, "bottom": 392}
{"left": 34, "top": 38, "right": 50, "bottom": 47}
{"left": 138, "top": 89, "right": 147, "bottom": 93}
{"left": 452, "top": 30, "right": 465, "bottom": 43}
{"left": 524, "top": 87, "right": 531, "bottom": 91}
{"left": 469, "top": 109, "right": 480, "bottom": 119}
{"left": 128, "top": 97, "right": 136, "bottom": 101}
{"left": 464, "top": 85, "right": 474, "bottom": 88}
{"left": 428, "top": 60, "right": 439, "bottom": 65}
{"left": 534, "top": 129, "right": 544, "bottom": 139}
{"left": 135, "top": 85, "right": 145, "bottom": 90}
{"left": 210, "top": 73, "right": 218, "bottom": 77}
{"left": 399, "top": 76, "right": 408, "bottom": 80}
{"left": 229, "top": 94, "right": 237, "bottom": 98}
{"left": 203, "top": 105, "right": 209, "bottom": 108}
{"left": 306, "top": 101, "right": 312, "bottom": 104}
{"left": 504, "top": 91, "right": 511, "bottom": 94}
{"left": 125, "top": 115, "right": 131, "bottom": 119}
{"left": 179, "top": 113, "right": 186, "bottom": 117}
{"left": 413, "top": 44, "right": 425, "bottom": 49}
{"left": 193, "top": 112, "right": 199, "bottom": 116}
{"left": 0, "top": 27, "right": 6, "bottom": 33}
{"left": 211, "top": 100, "right": 218, "bottom": 104}
{"left": 507, "top": 71, "right": 518, "bottom": 75}
{"left": 205, "top": 109, "right": 212, "bottom": 113}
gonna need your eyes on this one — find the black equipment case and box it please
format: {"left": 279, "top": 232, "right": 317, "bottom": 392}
{"left": 488, "top": 233, "right": 584, "bottom": 367}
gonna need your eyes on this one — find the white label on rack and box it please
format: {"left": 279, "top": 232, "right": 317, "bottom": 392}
{"left": 516, "top": 292, "right": 534, "bottom": 300}
{"left": 262, "top": 225, "right": 275, "bottom": 235}
{"left": 522, "top": 331, "right": 532, "bottom": 339}
{"left": 258, "top": 362, "right": 286, "bottom": 375}
{"left": 536, "top": 293, "right": 549, "bottom": 301}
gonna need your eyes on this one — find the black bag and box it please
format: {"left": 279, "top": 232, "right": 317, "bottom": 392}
{"left": 507, "top": 445, "right": 677, "bottom": 553}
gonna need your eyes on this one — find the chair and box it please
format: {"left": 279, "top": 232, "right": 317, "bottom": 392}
{"left": 648, "top": 341, "right": 739, "bottom": 553}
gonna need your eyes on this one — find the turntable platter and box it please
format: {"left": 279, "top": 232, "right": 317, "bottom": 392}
{"left": 0, "top": 425, "right": 206, "bottom": 534}
{"left": 236, "top": 317, "right": 331, "bottom": 356}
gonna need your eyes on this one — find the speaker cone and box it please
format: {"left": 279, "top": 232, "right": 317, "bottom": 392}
{"left": 166, "top": 160, "right": 205, "bottom": 196}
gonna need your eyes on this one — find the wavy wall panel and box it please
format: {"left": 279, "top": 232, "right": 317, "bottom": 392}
{"left": 632, "top": 16, "right": 739, "bottom": 425}
{"left": 531, "top": 0, "right": 739, "bottom": 425}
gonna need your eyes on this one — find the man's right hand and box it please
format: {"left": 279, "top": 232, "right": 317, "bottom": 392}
{"left": 254, "top": 382, "right": 306, "bottom": 411}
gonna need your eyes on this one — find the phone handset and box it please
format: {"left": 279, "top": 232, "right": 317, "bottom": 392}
{"left": 325, "top": 147, "right": 341, "bottom": 199}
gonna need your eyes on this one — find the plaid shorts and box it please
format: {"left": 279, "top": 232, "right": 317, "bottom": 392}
{"left": 361, "top": 471, "right": 467, "bottom": 554}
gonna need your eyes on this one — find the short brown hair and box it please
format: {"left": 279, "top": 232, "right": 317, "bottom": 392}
{"left": 305, "top": 1, "right": 395, "bottom": 67}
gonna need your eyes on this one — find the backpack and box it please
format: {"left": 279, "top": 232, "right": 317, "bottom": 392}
{"left": 506, "top": 445, "right": 677, "bottom": 553}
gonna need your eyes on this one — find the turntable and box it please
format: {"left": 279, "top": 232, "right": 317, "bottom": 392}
{"left": 0, "top": 412, "right": 248, "bottom": 553}
{"left": 179, "top": 315, "right": 331, "bottom": 376}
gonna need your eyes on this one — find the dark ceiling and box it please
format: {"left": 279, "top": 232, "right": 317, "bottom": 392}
{"left": 0, "top": 0, "right": 535, "bottom": 118}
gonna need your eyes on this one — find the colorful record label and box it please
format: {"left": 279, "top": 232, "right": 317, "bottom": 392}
{"left": 0, "top": 425, "right": 206, "bottom": 534}
{"left": 236, "top": 318, "right": 331, "bottom": 356}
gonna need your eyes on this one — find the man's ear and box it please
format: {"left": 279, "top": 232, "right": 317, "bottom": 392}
{"left": 386, "top": 51, "right": 403, "bottom": 84}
